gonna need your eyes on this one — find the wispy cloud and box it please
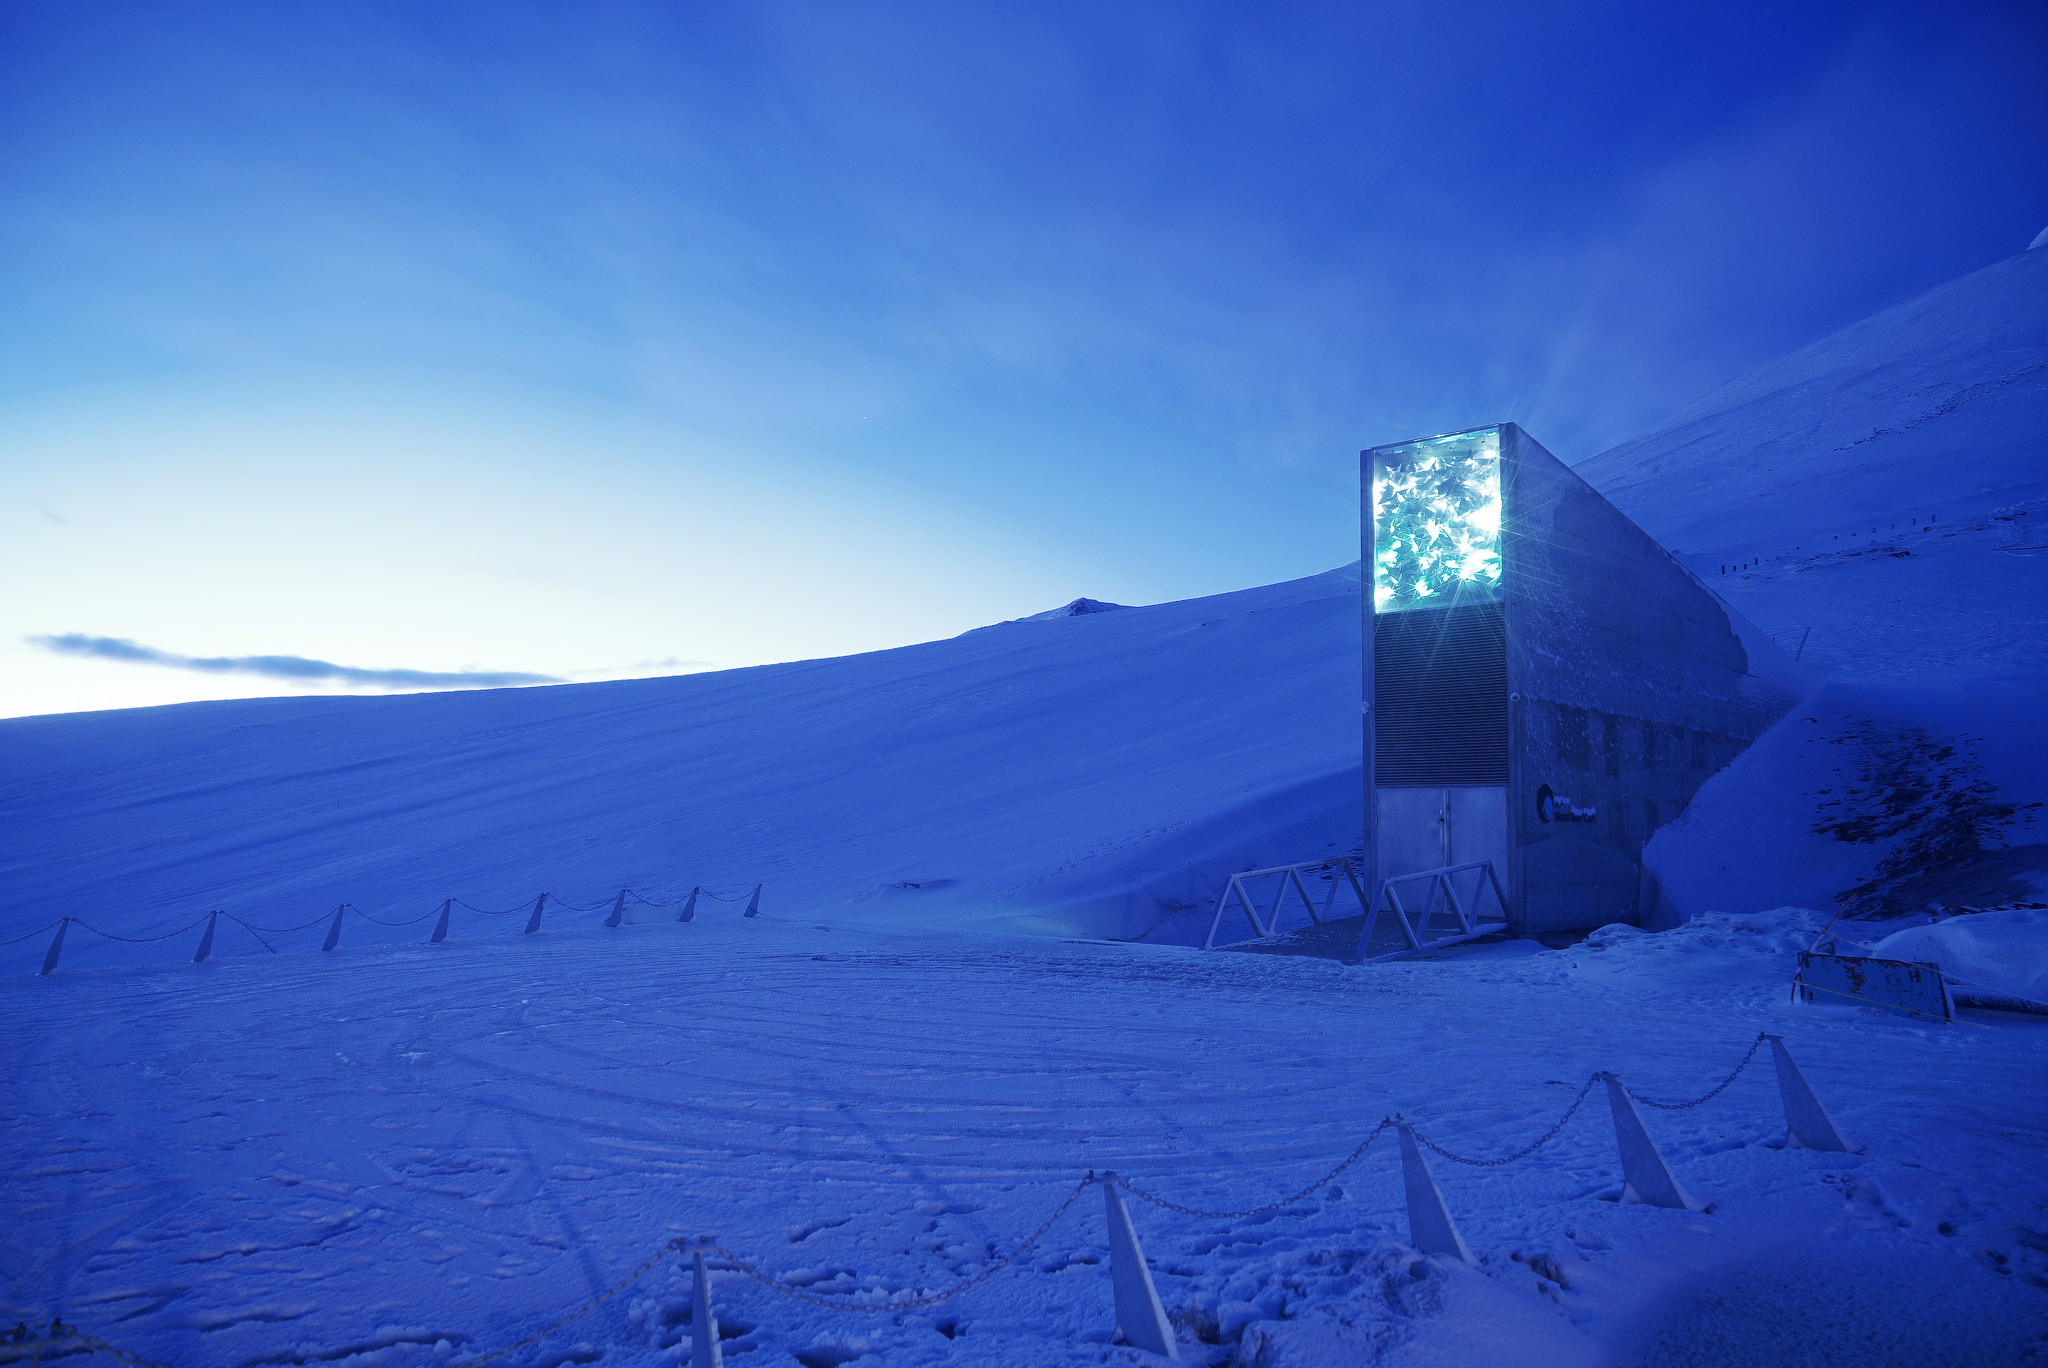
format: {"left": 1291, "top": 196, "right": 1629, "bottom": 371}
{"left": 29, "top": 634, "right": 560, "bottom": 690}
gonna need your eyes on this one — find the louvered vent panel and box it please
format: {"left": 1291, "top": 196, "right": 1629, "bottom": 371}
{"left": 1374, "top": 602, "right": 1509, "bottom": 785}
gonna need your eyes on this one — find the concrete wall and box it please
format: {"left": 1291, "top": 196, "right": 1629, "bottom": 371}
{"left": 1500, "top": 425, "right": 1800, "bottom": 935}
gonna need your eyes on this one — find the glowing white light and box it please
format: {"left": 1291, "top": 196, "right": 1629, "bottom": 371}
{"left": 1370, "top": 427, "right": 1503, "bottom": 613}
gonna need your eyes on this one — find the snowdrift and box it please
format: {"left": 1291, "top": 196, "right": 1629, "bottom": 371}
{"left": 1641, "top": 668, "right": 2048, "bottom": 923}
{"left": 1873, "top": 907, "right": 2048, "bottom": 1012}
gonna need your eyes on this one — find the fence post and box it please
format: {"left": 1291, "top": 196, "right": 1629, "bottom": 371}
{"left": 429, "top": 898, "right": 452, "bottom": 944}
{"left": 678, "top": 888, "right": 699, "bottom": 923}
{"left": 38, "top": 919, "right": 69, "bottom": 976}
{"left": 743, "top": 885, "right": 761, "bottom": 918}
{"left": 1764, "top": 1036, "right": 1854, "bottom": 1152}
{"left": 524, "top": 893, "right": 548, "bottom": 935}
{"left": 1600, "top": 1074, "right": 1701, "bottom": 1210}
{"left": 605, "top": 890, "right": 628, "bottom": 929}
{"left": 321, "top": 905, "right": 345, "bottom": 952}
{"left": 1395, "top": 1119, "right": 1473, "bottom": 1262}
{"left": 1100, "top": 1174, "right": 1180, "bottom": 1360}
{"left": 193, "top": 911, "right": 218, "bottom": 963}
{"left": 691, "top": 1249, "right": 723, "bottom": 1368}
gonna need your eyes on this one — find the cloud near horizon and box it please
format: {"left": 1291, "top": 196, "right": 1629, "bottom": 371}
{"left": 30, "top": 634, "right": 562, "bottom": 690}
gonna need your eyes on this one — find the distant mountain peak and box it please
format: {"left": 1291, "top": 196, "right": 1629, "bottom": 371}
{"left": 961, "top": 596, "right": 1131, "bottom": 636}
{"left": 1030, "top": 598, "right": 1125, "bottom": 620}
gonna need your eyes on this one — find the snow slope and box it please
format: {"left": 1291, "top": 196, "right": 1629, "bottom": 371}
{"left": 0, "top": 568, "right": 1365, "bottom": 960}
{"left": 1578, "top": 243, "right": 2048, "bottom": 678}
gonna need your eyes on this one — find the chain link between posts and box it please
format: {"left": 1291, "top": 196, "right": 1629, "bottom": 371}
{"left": 1410, "top": 1076, "right": 1601, "bottom": 1167}
{"left": 1117, "top": 1119, "right": 1394, "bottom": 1219}
{"left": 454, "top": 898, "right": 530, "bottom": 916}
{"left": 1622, "top": 1032, "right": 1768, "bottom": 1110}
{"left": 229, "top": 909, "right": 340, "bottom": 935}
{"left": 342, "top": 901, "right": 442, "bottom": 928}
{"left": 65, "top": 914, "right": 214, "bottom": 945}
{"left": 0, "top": 919, "right": 66, "bottom": 948}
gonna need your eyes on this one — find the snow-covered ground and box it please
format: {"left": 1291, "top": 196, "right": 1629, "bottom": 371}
{"left": 6, "top": 246, "right": 2048, "bottom": 1364}
{"left": 5, "top": 910, "right": 2044, "bottom": 1367}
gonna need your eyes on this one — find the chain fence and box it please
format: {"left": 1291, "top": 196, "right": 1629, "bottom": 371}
{"left": 61, "top": 915, "right": 214, "bottom": 946}
{"left": 454, "top": 898, "right": 531, "bottom": 916}
{"left": 1410, "top": 1076, "right": 1600, "bottom": 1167}
{"left": 11, "top": 879, "right": 769, "bottom": 977}
{"left": 1, "top": 1029, "right": 1791, "bottom": 1366}
{"left": 1118, "top": 1120, "right": 1393, "bottom": 1218}
{"left": 343, "top": 901, "right": 442, "bottom": 928}
{"left": 228, "top": 909, "right": 336, "bottom": 935}
{"left": 1409, "top": 1032, "right": 1769, "bottom": 1165}
{"left": 1623, "top": 1032, "right": 1767, "bottom": 1110}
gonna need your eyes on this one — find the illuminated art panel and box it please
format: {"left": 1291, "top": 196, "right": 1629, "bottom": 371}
{"left": 1370, "top": 426, "right": 1502, "bottom": 614}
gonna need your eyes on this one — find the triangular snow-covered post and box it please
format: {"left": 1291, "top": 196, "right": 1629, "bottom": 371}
{"left": 1395, "top": 1119, "right": 1473, "bottom": 1262}
{"left": 1099, "top": 1174, "right": 1180, "bottom": 1360}
{"left": 678, "top": 888, "right": 699, "bottom": 923}
{"left": 321, "top": 905, "right": 345, "bottom": 952}
{"left": 39, "top": 919, "right": 69, "bottom": 976}
{"left": 524, "top": 892, "right": 548, "bottom": 935}
{"left": 1599, "top": 1074, "right": 1700, "bottom": 1210}
{"left": 604, "top": 890, "right": 628, "bottom": 928}
{"left": 193, "top": 911, "right": 219, "bottom": 963}
{"left": 429, "top": 898, "right": 452, "bottom": 944}
{"left": 742, "top": 885, "right": 761, "bottom": 918}
{"left": 691, "top": 1249, "right": 723, "bottom": 1368}
{"left": 1765, "top": 1036, "right": 1854, "bottom": 1152}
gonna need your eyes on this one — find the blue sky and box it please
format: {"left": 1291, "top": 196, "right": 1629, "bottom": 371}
{"left": 3, "top": 0, "right": 2045, "bottom": 717}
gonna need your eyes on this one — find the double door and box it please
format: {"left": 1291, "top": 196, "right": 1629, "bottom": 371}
{"left": 1375, "top": 785, "right": 1507, "bottom": 881}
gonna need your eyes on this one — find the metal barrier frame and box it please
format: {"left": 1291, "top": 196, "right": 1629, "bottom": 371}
{"left": 1202, "top": 858, "right": 1370, "bottom": 950}
{"left": 1201, "top": 857, "right": 1512, "bottom": 959}
{"left": 1352, "top": 860, "right": 1510, "bottom": 964}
